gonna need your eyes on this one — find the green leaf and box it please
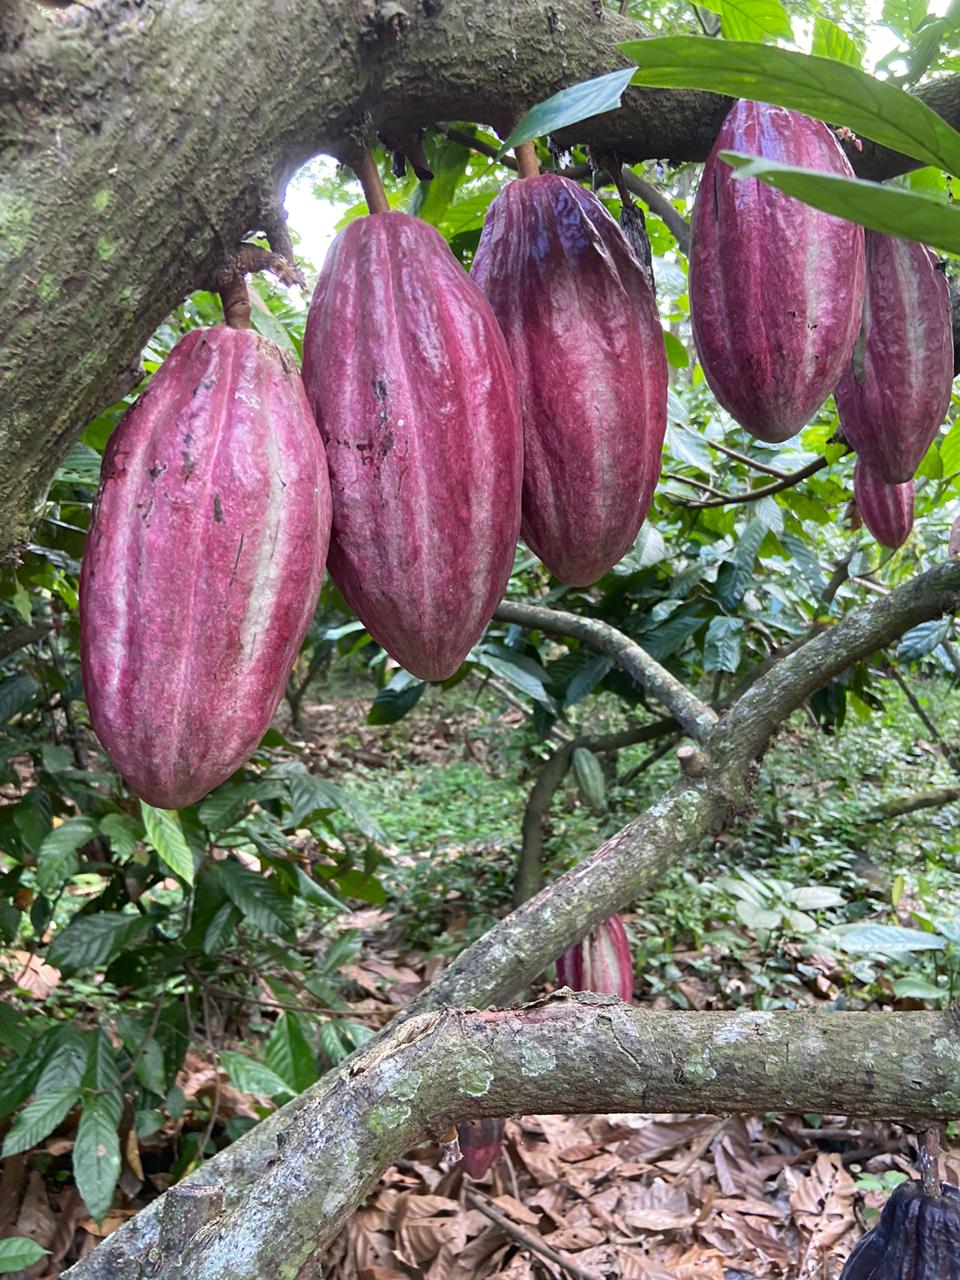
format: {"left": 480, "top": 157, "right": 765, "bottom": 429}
{"left": 333, "top": 868, "right": 386, "bottom": 905}
{"left": 2, "top": 1086, "right": 81, "bottom": 1157}
{"left": 219, "top": 1050, "right": 293, "bottom": 1101}
{"left": 281, "top": 766, "right": 386, "bottom": 842}
{"left": 293, "top": 866, "right": 344, "bottom": 912}
{"left": 721, "top": 0, "right": 793, "bottom": 44}
{"left": 10, "top": 575, "right": 32, "bottom": 625}
{"left": 475, "top": 647, "right": 555, "bottom": 708}
{"left": 0, "top": 675, "right": 39, "bottom": 723}
{"left": 897, "top": 618, "right": 951, "bottom": 661}
{"left": 563, "top": 655, "right": 614, "bottom": 709}
{"left": 499, "top": 68, "right": 636, "bottom": 154}
{"left": 619, "top": 38, "right": 960, "bottom": 172}
{"left": 133, "top": 1040, "right": 168, "bottom": 1097}
{"left": 781, "top": 532, "right": 826, "bottom": 596}
{"left": 703, "top": 615, "right": 743, "bottom": 673}
{"left": 892, "top": 976, "right": 948, "bottom": 1000}
{"left": 791, "top": 886, "right": 845, "bottom": 909}
{"left": 367, "top": 670, "right": 427, "bottom": 726}
{"left": 662, "top": 330, "right": 689, "bottom": 369}
{"left": 720, "top": 153, "right": 960, "bottom": 254}
{"left": 0, "top": 1239, "right": 50, "bottom": 1273}
{"left": 141, "top": 802, "right": 195, "bottom": 884}
{"left": 831, "top": 924, "right": 947, "bottom": 955}
{"left": 36, "top": 817, "right": 98, "bottom": 894}
{"left": 74, "top": 1093, "right": 123, "bottom": 1221}
{"left": 99, "top": 812, "right": 141, "bottom": 859}
{"left": 811, "top": 16, "right": 862, "bottom": 66}
{"left": 47, "top": 912, "right": 150, "bottom": 974}
{"left": 55, "top": 442, "right": 103, "bottom": 487}
{"left": 212, "top": 860, "right": 295, "bottom": 940}
{"left": 265, "top": 1013, "right": 318, "bottom": 1094}
{"left": 83, "top": 1030, "right": 121, "bottom": 1093}
{"left": 202, "top": 901, "right": 241, "bottom": 955}
{"left": 0, "top": 1004, "right": 32, "bottom": 1057}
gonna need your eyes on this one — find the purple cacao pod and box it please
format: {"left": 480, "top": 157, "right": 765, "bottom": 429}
{"left": 302, "top": 212, "right": 522, "bottom": 681}
{"left": 80, "top": 328, "right": 331, "bottom": 809}
{"left": 840, "top": 1180, "right": 960, "bottom": 1278}
{"left": 457, "top": 1118, "right": 505, "bottom": 1179}
{"left": 854, "top": 458, "right": 914, "bottom": 549}
{"left": 690, "top": 100, "right": 865, "bottom": 443}
{"left": 556, "top": 913, "right": 633, "bottom": 1002}
{"left": 471, "top": 174, "right": 668, "bottom": 587}
{"left": 836, "top": 232, "right": 952, "bottom": 484}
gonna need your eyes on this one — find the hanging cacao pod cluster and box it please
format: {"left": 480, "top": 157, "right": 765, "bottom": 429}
{"left": 840, "top": 1179, "right": 960, "bottom": 1278}
{"left": 556, "top": 913, "right": 634, "bottom": 1002}
{"left": 689, "top": 99, "right": 954, "bottom": 550}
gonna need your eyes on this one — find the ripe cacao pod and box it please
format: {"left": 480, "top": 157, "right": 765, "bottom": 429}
{"left": 471, "top": 174, "right": 668, "bottom": 587}
{"left": 457, "top": 1118, "right": 505, "bottom": 1179}
{"left": 81, "top": 328, "right": 331, "bottom": 809}
{"left": 840, "top": 1179, "right": 960, "bottom": 1278}
{"left": 690, "top": 100, "right": 865, "bottom": 443}
{"left": 836, "top": 232, "right": 952, "bottom": 484}
{"left": 302, "top": 212, "right": 522, "bottom": 681}
{"left": 556, "top": 913, "right": 633, "bottom": 1002}
{"left": 854, "top": 459, "right": 914, "bottom": 550}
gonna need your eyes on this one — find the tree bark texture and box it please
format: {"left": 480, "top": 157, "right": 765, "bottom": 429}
{"left": 3, "top": 0, "right": 960, "bottom": 557}
{"left": 61, "top": 559, "right": 960, "bottom": 1280}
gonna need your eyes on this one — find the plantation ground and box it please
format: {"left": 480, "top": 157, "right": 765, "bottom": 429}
{"left": 2, "top": 671, "right": 959, "bottom": 1277}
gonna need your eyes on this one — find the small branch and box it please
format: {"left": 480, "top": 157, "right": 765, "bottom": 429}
{"left": 464, "top": 1188, "right": 603, "bottom": 1280}
{"left": 672, "top": 455, "right": 829, "bottom": 509}
{"left": 493, "top": 600, "right": 717, "bottom": 742}
{"left": 517, "top": 719, "right": 674, "bottom": 905}
{"left": 662, "top": 471, "right": 729, "bottom": 499}
{"left": 920, "top": 1127, "right": 942, "bottom": 1198}
{"left": 217, "top": 272, "right": 252, "bottom": 330}
{"left": 352, "top": 149, "right": 391, "bottom": 215}
{"left": 707, "top": 440, "right": 793, "bottom": 479}
{"left": 866, "top": 785, "right": 960, "bottom": 821}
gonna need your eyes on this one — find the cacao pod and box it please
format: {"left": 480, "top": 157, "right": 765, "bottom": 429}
{"left": 471, "top": 174, "right": 668, "bottom": 587}
{"left": 81, "top": 328, "right": 331, "bottom": 809}
{"left": 836, "top": 233, "right": 952, "bottom": 484}
{"left": 457, "top": 1118, "right": 505, "bottom": 1179}
{"left": 556, "top": 913, "right": 633, "bottom": 1002}
{"left": 572, "top": 746, "right": 607, "bottom": 813}
{"left": 302, "top": 212, "right": 522, "bottom": 681}
{"left": 690, "top": 100, "right": 865, "bottom": 443}
{"left": 840, "top": 1180, "right": 960, "bottom": 1278}
{"left": 854, "top": 459, "right": 914, "bottom": 550}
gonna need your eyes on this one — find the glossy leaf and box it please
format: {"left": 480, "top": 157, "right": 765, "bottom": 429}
{"left": 498, "top": 68, "right": 636, "bottom": 154}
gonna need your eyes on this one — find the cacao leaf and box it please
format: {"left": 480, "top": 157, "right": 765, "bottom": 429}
{"left": 36, "top": 816, "right": 98, "bottom": 893}
{"left": 0, "top": 675, "right": 39, "bottom": 723}
{"left": 563, "top": 656, "right": 614, "bottom": 709}
{"left": 368, "top": 670, "right": 427, "bottom": 726}
{"left": 897, "top": 618, "right": 951, "bottom": 661}
{"left": 0, "top": 1239, "right": 49, "bottom": 1273}
{"left": 141, "top": 803, "right": 194, "bottom": 884}
{"left": 265, "top": 1013, "right": 318, "bottom": 1094}
{"left": 219, "top": 1050, "right": 293, "bottom": 1101}
{"left": 211, "top": 861, "right": 295, "bottom": 941}
{"left": 721, "top": 0, "right": 793, "bottom": 44}
{"left": 498, "top": 68, "right": 636, "bottom": 153}
{"left": 1, "top": 1086, "right": 81, "bottom": 1158}
{"left": 620, "top": 38, "right": 960, "bottom": 172}
{"left": 703, "top": 615, "right": 743, "bottom": 673}
{"left": 721, "top": 153, "right": 960, "bottom": 254}
{"left": 74, "top": 1092, "right": 123, "bottom": 1221}
{"left": 811, "top": 16, "right": 862, "bottom": 66}
{"left": 831, "top": 924, "right": 946, "bottom": 954}
{"left": 47, "top": 913, "right": 151, "bottom": 975}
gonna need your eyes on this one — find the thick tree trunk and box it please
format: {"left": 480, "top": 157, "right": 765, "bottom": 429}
{"left": 3, "top": 0, "right": 960, "bottom": 557}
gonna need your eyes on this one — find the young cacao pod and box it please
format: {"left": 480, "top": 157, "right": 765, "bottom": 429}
{"left": 836, "top": 232, "right": 952, "bottom": 484}
{"left": 457, "top": 1118, "right": 505, "bottom": 1179}
{"left": 302, "top": 212, "right": 522, "bottom": 681}
{"left": 690, "top": 100, "right": 865, "bottom": 443}
{"left": 81, "top": 328, "right": 331, "bottom": 809}
{"left": 556, "top": 913, "right": 633, "bottom": 1002}
{"left": 854, "top": 459, "right": 914, "bottom": 550}
{"left": 572, "top": 746, "right": 607, "bottom": 813}
{"left": 471, "top": 174, "right": 668, "bottom": 587}
{"left": 840, "top": 1179, "right": 960, "bottom": 1278}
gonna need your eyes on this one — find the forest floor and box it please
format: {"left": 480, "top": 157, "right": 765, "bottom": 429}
{"left": 4, "top": 673, "right": 960, "bottom": 1279}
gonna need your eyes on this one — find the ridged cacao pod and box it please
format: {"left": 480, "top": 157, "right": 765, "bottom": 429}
{"left": 302, "top": 212, "right": 522, "bottom": 681}
{"left": 572, "top": 746, "right": 606, "bottom": 813}
{"left": 854, "top": 459, "right": 914, "bottom": 550}
{"left": 81, "top": 328, "right": 331, "bottom": 809}
{"left": 840, "top": 1180, "right": 960, "bottom": 1278}
{"left": 457, "top": 1118, "right": 505, "bottom": 1179}
{"left": 556, "top": 913, "right": 633, "bottom": 1002}
{"left": 471, "top": 174, "right": 668, "bottom": 587}
{"left": 690, "top": 100, "right": 865, "bottom": 443}
{"left": 836, "top": 232, "right": 952, "bottom": 484}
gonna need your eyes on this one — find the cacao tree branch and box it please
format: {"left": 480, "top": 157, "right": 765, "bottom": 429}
{"left": 493, "top": 600, "right": 718, "bottom": 742}
{"left": 888, "top": 663, "right": 960, "bottom": 778}
{"left": 672, "top": 454, "right": 830, "bottom": 508}
{"left": 63, "top": 999, "right": 960, "bottom": 1280}
{"left": 865, "top": 785, "right": 960, "bottom": 821}
{"left": 707, "top": 439, "right": 794, "bottom": 479}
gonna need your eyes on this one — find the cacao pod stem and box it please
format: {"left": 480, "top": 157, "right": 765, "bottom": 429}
{"left": 514, "top": 141, "right": 540, "bottom": 178}
{"left": 352, "top": 148, "right": 391, "bottom": 215}
{"left": 218, "top": 271, "right": 252, "bottom": 331}
{"left": 920, "top": 1127, "right": 942, "bottom": 1198}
